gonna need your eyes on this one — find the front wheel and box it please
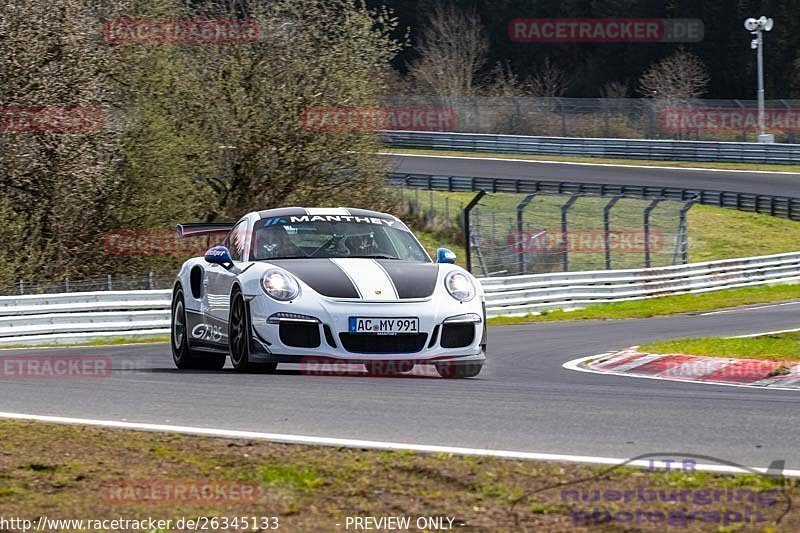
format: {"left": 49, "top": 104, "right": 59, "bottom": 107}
{"left": 435, "top": 361, "right": 483, "bottom": 379}
{"left": 171, "top": 289, "right": 226, "bottom": 370}
{"left": 229, "top": 289, "right": 277, "bottom": 374}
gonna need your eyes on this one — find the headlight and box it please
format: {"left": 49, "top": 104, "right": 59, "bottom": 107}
{"left": 261, "top": 269, "right": 300, "bottom": 301}
{"left": 445, "top": 271, "right": 475, "bottom": 302}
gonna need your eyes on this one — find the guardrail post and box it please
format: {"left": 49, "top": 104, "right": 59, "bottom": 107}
{"left": 561, "top": 195, "right": 580, "bottom": 271}
{"left": 18, "top": 280, "right": 23, "bottom": 295}
{"left": 64, "top": 278, "right": 69, "bottom": 292}
{"left": 463, "top": 191, "right": 486, "bottom": 274}
{"left": 516, "top": 194, "right": 537, "bottom": 274}
{"left": 603, "top": 196, "right": 621, "bottom": 269}
{"left": 107, "top": 274, "right": 112, "bottom": 291}
{"left": 643, "top": 199, "right": 661, "bottom": 268}
{"left": 148, "top": 272, "right": 154, "bottom": 290}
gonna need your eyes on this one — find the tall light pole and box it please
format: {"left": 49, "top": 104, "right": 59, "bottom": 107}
{"left": 744, "top": 16, "right": 774, "bottom": 143}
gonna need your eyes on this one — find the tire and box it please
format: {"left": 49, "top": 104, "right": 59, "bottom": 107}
{"left": 229, "top": 289, "right": 277, "bottom": 374}
{"left": 171, "top": 288, "right": 226, "bottom": 370}
{"left": 364, "top": 361, "right": 414, "bottom": 376}
{"left": 435, "top": 361, "right": 483, "bottom": 379}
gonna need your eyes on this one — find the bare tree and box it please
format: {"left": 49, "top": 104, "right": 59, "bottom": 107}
{"left": 406, "top": 3, "right": 488, "bottom": 97}
{"left": 486, "top": 61, "right": 523, "bottom": 96}
{"left": 527, "top": 58, "right": 568, "bottom": 97}
{"left": 601, "top": 81, "right": 628, "bottom": 99}
{"left": 0, "top": 0, "right": 126, "bottom": 284}
{"left": 639, "top": 49, "right": 710, "bottom": 100}
{"left": 0, "top": 0, "right": 404, "bottom": 285}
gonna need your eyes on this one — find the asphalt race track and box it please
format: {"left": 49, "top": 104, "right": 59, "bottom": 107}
{"left": 2, "top": 156, "right": 799, "bottom": 473}
{"left": 387, "top": 153, "right": 800, "bottom": 197}
{"left": 1, "top": 302, "right": 799, "bottom": 470}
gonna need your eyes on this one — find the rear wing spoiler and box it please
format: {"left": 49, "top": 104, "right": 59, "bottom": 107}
{"left": 176, "top": 222, "right": 236, "bottom": 240}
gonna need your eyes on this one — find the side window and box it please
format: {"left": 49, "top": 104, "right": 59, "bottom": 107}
{"left": 226, "top": 221, "right": 248, "bottom": 262}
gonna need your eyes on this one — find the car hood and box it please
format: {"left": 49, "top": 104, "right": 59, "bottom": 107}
{"left": 267, "top": 258, "right": 439, "bottom": 300}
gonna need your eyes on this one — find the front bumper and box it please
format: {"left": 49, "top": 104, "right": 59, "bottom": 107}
{"left": 245, "top": 294, "right": 486, "bottom": 365}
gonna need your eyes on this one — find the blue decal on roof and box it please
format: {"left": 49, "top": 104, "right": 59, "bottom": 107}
{"left": 263, "top": 217, "right": 288, "bottom": 227}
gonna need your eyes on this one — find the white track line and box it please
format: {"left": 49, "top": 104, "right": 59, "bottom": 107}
{"left": 0, "top": 411, "right": 796, "bottom": 477}
{"left": 382, "top": 152, "right": 800, "bottom": 175}
{"left": 729, "top": 328, "right": 800, "bottom": 338}
{"left": 564, "top": 354, "right": 800, "bottom": 393}
{"left": 699, "top": 301, "right": 800, "bottom": 316}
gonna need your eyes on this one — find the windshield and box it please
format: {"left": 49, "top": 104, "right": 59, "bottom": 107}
{"left": 250, "top": 217, "right": 430, "bottom": 262}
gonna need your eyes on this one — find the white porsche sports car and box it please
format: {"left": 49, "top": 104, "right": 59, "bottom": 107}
{"left": 171, "top": 207, "right": 486, "bottom": 378}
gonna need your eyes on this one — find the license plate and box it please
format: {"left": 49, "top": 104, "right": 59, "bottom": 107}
{"left": 349, "top": 317, "right": 419, "bottom": 335}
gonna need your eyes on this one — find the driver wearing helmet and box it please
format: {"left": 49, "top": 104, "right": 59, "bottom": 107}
{"left": 255, "top": 225, "right": 302, "bottom": 259}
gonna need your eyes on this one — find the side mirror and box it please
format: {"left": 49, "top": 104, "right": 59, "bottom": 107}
{"left": 437, "top": 248, "right": 457, "bottom": 264}
{"left": 205, "top": 245, "right": 233, "bottom": 267}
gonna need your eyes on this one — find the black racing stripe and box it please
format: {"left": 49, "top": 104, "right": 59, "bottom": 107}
{"left": 376, "top": 261, "right": 439, "bottom": 299}
{"left": 269, "top": 259, "right": 360, "bottom": 298}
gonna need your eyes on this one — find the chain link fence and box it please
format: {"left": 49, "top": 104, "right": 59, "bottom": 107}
{"left": 466, "top": 193, "right": 691, "bottom": 276}
{"left": 393, "top": 186, "right": 692, "bottom": 276}
{"left": 384, "top": 96, "right": 800, "bottom": 143}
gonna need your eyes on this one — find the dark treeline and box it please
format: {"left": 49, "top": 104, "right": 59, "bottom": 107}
{"left": 373, "top": 0, "right": 800, "bottom": 99}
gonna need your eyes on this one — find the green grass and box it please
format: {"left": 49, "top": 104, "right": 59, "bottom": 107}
{"left": 488, "top": 282, "right": 800, "bottom": 325}
{"left": 0, "top": 335, "right": 170, "bottom": 350}
{"left": 4, "top": 419, "right": 797, "bottom": 530}
{"left": 255, "top": 463, "right": 324, "bottom": 491}
{"left": 687, "top": 205, "right": 800, "bottom": 262}
{"left": 415, "top": 229, "right": 466, "bottom": 266}
{"left": 640, "top": 331, "right": 800, "bottom": 362}
{"left": 388, "top": 147, "right": 800, "bottom": 172}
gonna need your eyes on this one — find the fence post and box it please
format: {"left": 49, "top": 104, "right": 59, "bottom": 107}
{"left": 677, "top": 200, "right": 696, "bottom": 264}
{"left": 643, "top": 199, "right": 661, "bottom": 268}
{"left": 560, "top": 195, "right": 580, "bottom": 272}
{"left": 603, "top": 196, "right": 621, "bottom": 270}
{"left": 463, "top": 191, "right": 486, "bottom": 274}
{"left": 516, "top": 194, "right": 537, "bottom": 274}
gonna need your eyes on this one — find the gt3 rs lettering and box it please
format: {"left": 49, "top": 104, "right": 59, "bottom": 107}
{"left": 191, "top": 323, "right": 224, "bottom": 342}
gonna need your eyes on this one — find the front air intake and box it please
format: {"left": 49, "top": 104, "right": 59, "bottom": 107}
{"left": 279, "top": 322, "right": 321, "bottom": 348}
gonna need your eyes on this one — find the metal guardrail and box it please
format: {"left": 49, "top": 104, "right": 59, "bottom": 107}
{"left": 388, "top": 173, "right": 800, "bottom": 221}
{"left": 384, "top": 130, "right": 800, "bottom": 165}
{"left": 0, "top": 290, "right": 171, "bottom": 346}
{"left": 2, "top": 252, "right": 800, "bottom": 344}
{"left": 482, "top": 251, "right": 800, "bottom": 317}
